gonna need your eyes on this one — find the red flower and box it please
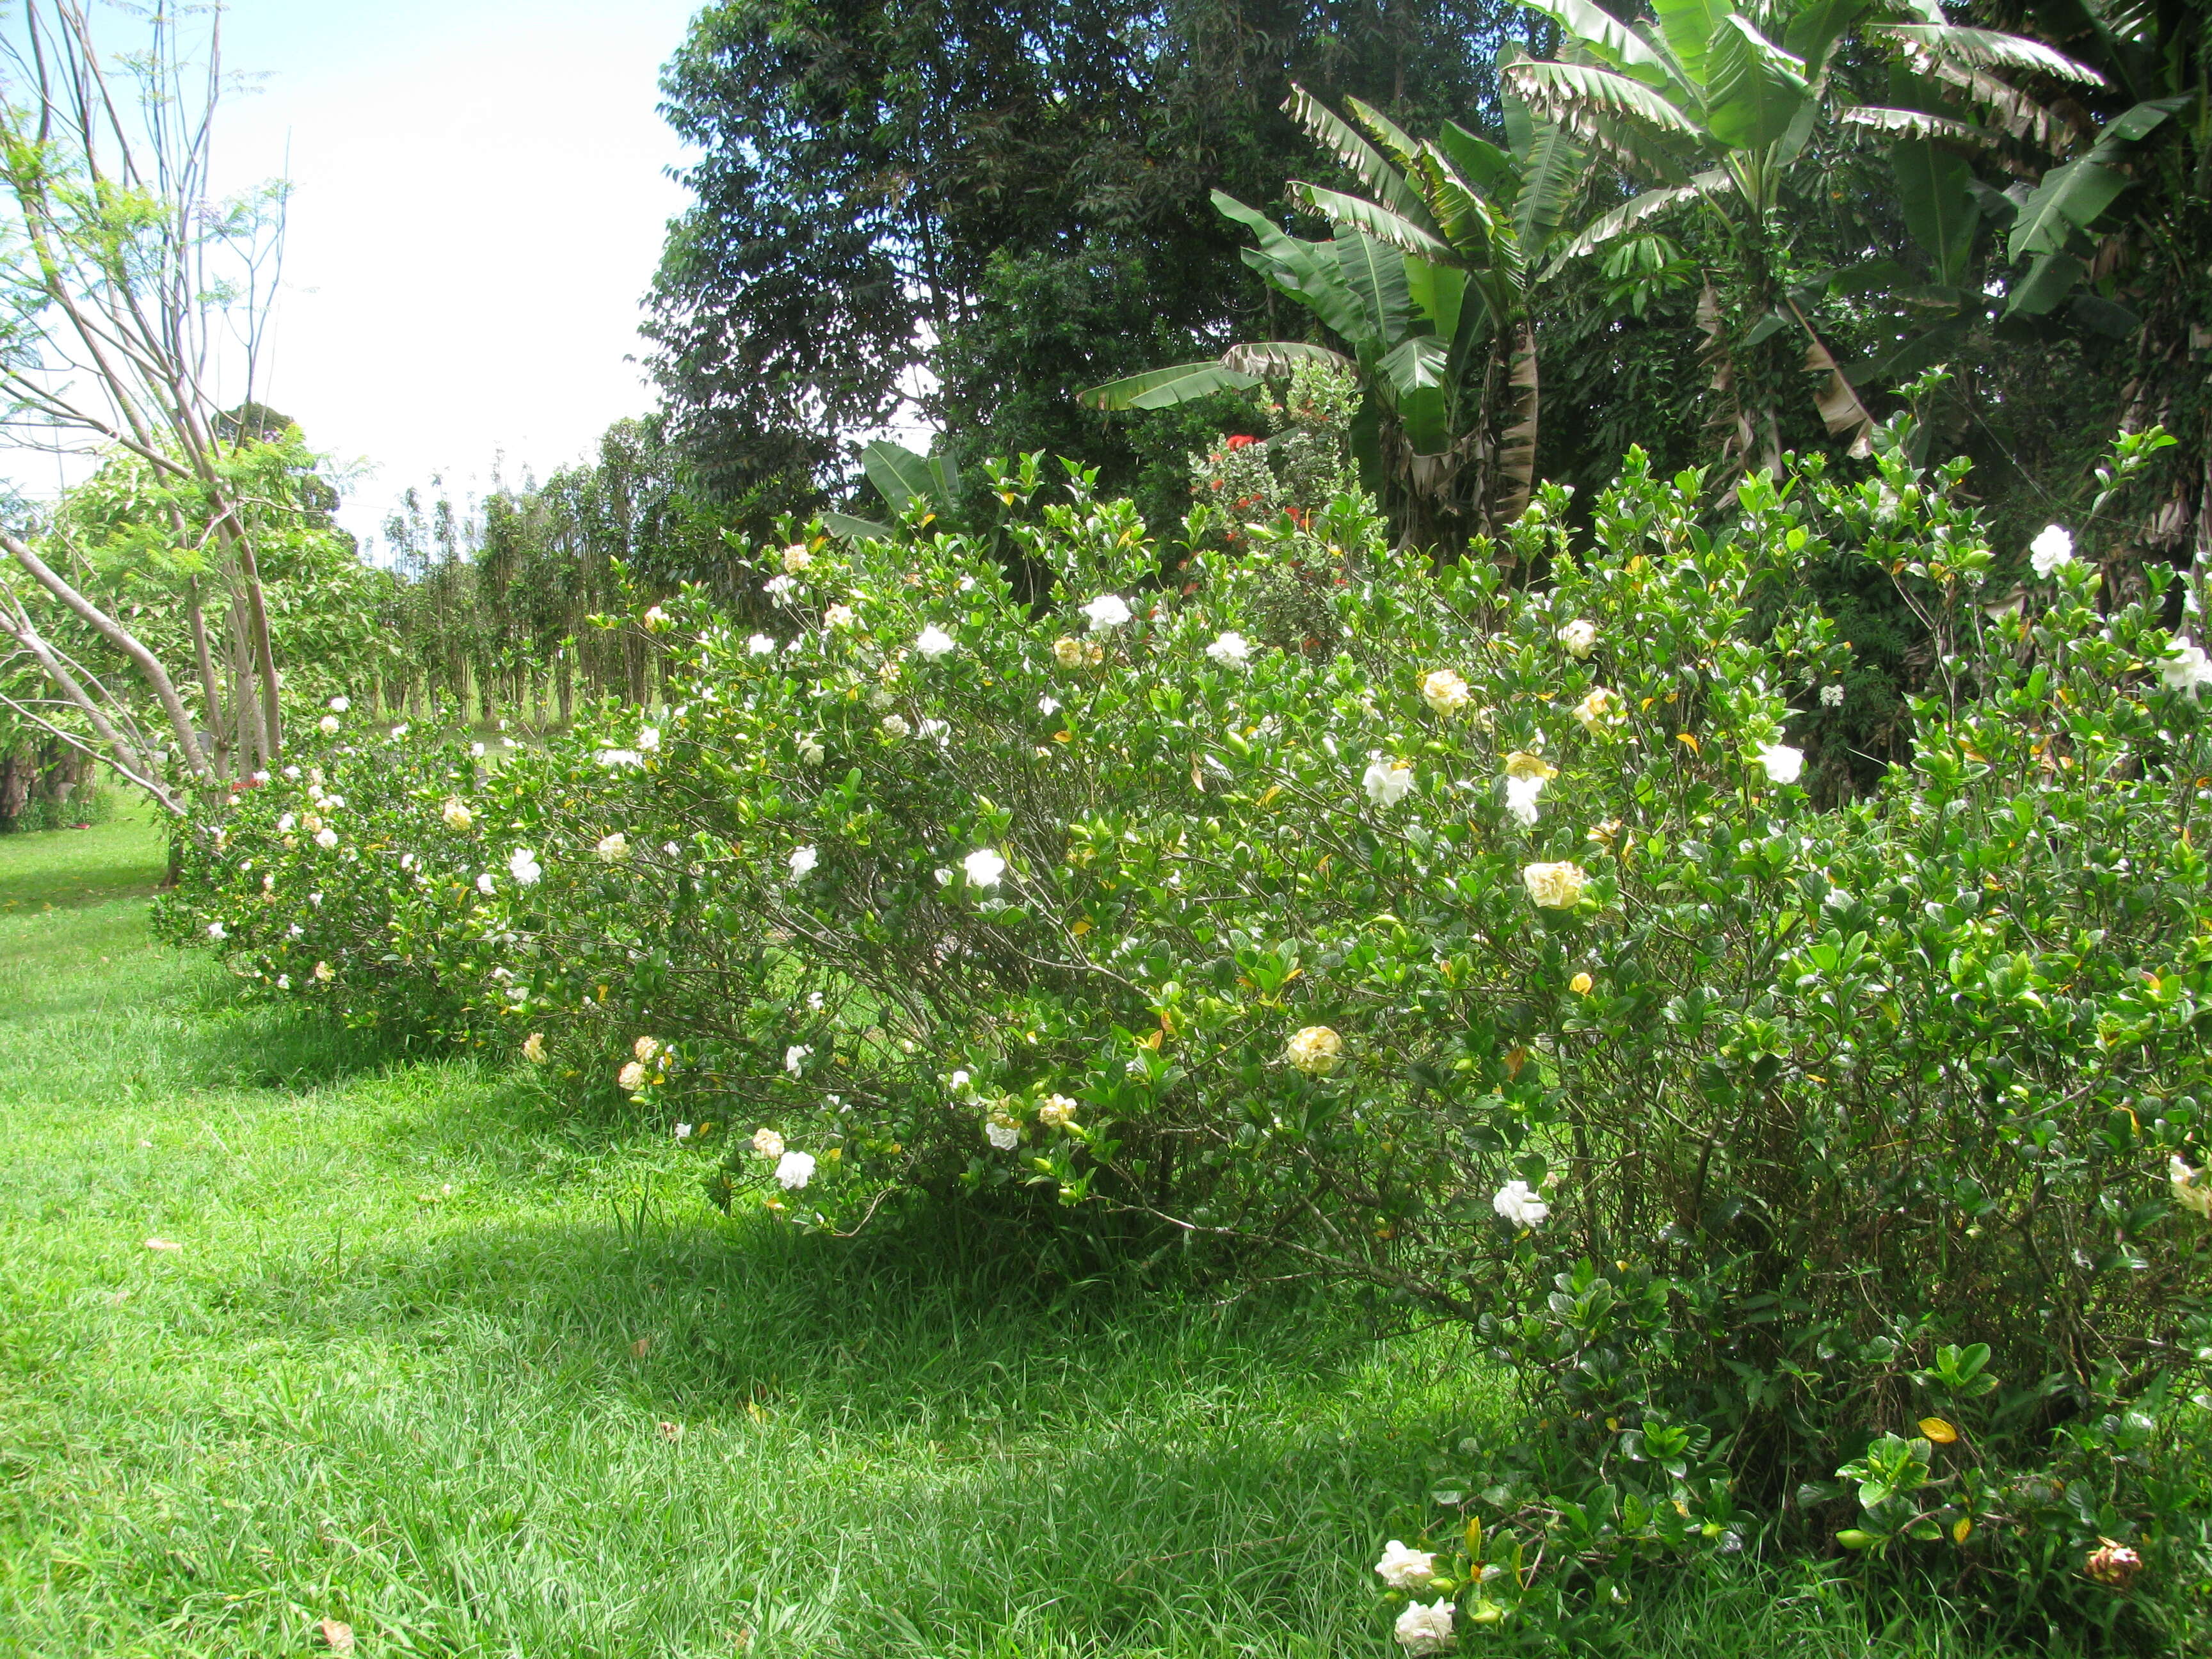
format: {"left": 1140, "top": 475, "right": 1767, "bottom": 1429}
{"left": 1224, "top": 434, "right": 1258, "bottom": 450}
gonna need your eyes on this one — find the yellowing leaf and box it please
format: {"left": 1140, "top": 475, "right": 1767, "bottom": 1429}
{"left": 1919, "top": 1416, "right": 1959, "bottom": 1444}
{"left": 1503, "top": 1046, "right": 1529, "bottom": 1078}
{"left": 1675, "top": 732, "right": 1700, "bottom": 755}
{"left": 1953, "top": 1516, "right": 1973, "bottom": 1544}
{"left": 1070, "top": 917, "right": 1093, "bottom": 936}
{"left": 319, "top": 1619, "right": 355, "bottom": 1654}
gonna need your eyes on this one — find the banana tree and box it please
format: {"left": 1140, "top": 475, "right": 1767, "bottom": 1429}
{"left": 1503, "top": 0, "right": 1894, "bottom": 473}
{"left": 1078, "top": 69, "right": 1592, "bottom": 545}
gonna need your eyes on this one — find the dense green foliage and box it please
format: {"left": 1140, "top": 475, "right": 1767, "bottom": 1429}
{"left": 161, "top": 408, "right": 2212, "bottom": 1640}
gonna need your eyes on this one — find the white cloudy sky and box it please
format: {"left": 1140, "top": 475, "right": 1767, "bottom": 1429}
{"left": 9, "top": 0, "right": 705, "bottom": 547}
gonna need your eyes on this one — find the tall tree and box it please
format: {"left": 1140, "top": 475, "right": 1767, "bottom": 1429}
{"left": 647, "top": 0, "right": 1526, "bottom": 529}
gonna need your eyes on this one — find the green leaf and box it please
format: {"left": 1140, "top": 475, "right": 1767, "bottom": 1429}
{"left": 819, "top": 511, "right": 893, "bottom": 542}
{"left": 1874, "top": 24, "right": 2106, "bottom": 87}
{"left": 1077, "top": 361, "right": 1259, "bottom": 412}
{"left": 1333, "top": 227, "right": 1414, "bottom": 343}
{"left": 1507, "top": 60, "right": 1704, "bottom": 143}
{"left": 1214, "top": 190, "right": 1370, "bottom": 342}
{"left": 1403, "top": 259, "right": 1468, "bottom": 341}
{"left": 861, "top": 441, "right": 940, "bottom": 513}
{"left": 1704, "top": 16, "right": 1811, "bottom": 152}
{"left": 1516, "top": 0, "right": 1682, "bottom": 89}
{"left": 1219, "top": 341, "right": 1356, "bottom": 378}
{"left": 2007, "top": 156, "right": 2128, "bottom": 260}
{"left": 1891, "top": 140, "right": 1980, "bottom": 286}
{"left": 1511, "top": 115, "right": 1590, "bottom": 259}
{"left": 1293, "top": 183, "right": 1458, "bottom": 264}
{"left": 1380, "top": 335, "right": 1453, "bottom": 453}
{"left": 1649, "top": 0, "right": 1731, "bottom": 85}
{"left": 1434, "top": 120, "right": 1516, "bottom": 196}
{"left": 1781, "top": 0, "right": 1873, "bottom": 75}
{"left": 1544, "top": 171, "right": 1729, "bottom": 271}
{"left": 1283, "top": 84, "right": 1431, "bottom": 225}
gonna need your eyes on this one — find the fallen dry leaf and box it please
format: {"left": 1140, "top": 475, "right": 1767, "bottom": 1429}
{"left": 657, "top": 1420, "right": 683, "bottom": 1442}
{"left": 319, "top": 1617, "right": 355, "bottom": 1653}
{"left": 143, "top": 1237, "right": 181, "bottom": 1251}
{"left": 631, "top": 1336, "right": 651, "bottom": 1358}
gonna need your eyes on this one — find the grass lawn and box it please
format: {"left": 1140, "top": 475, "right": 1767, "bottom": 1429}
{"left": 0, "top": 812, "right": 2101, "bottom": 1656}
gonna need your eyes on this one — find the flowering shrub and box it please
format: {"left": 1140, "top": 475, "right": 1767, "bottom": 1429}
{"left": 162, "top": 418, "right": 2212, "bottom": 1633}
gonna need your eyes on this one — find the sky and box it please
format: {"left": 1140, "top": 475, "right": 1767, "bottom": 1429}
{"left": 142, "top": 0, "right": 703, "bottom": 548}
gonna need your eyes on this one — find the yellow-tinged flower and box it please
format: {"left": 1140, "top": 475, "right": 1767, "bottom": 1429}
{"left": 1286, "top": 1025, "right": 1343, "bottom": 1075}
{"left": 1420, "top": 669, "right": 1471, "bottom": 716}
{"left": 752, "top": 1126, "right": 786, "bottom": 1159}
{"left": 1571, "top": 687, "right": 1621, "bottom": 735}
{"left": 1918, "top": 1417, "right": 1959, "bottom": 1444}
{"left": 1557, "top": 618, "right": 1598, "bottom": 659}
{"left": 442, "top": 797, "right": 474, "bottom": 831}
{"left": 313, "top": 960, "right": 335, "bottom": 982}
{"left": 1053, "top": 636, "right": 1085, "bottom": 668}
{"left": 634, "top": 1035, "right": 661, "bottom": 1063}
{"left": 1037, "top": 1094, "right": 1080, "bottom": 1130}
{"left": 1523, "top": 860, "right": 1588, "bottom": 909}
{"left": 1503, "top": 751, "right": 1557, "bottom": 783}
{"left": 522, "top": 1032, "right": 547, "bottom": 1063}
{"left": 1569, "top": 972, "right": 1594, "bottom": 995}
{"left": 617, "top": 1061, "right": 647, "bottom": 1092}
{"left": 2170, "top": 1156, "right": 2212, "bottom": 1217}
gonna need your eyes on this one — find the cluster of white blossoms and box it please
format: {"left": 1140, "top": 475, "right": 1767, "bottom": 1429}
{"left": 442, "top": 797, "right": 473, "bottom": 831}
{"left": 782, "top": 543, "right": 812, "bottom": 574}
{"left": 2029, "top": 523, "right": 2076, "bottom": 579}
{"left": 1820, "top": 682, "right": 1847, "bottom": 708}
{"left": 1285, "top": 1025, "right": 1343, "bottom": 1076}
{"left": 915, "top": 624, "right": 956, "bottom": 659}
{"left": 1493, "top": 1179, "right": 1550, "bottom": 1228}
{"left": 618, "top": 1034, "right": 662, "bottom": 1093}
{"left": 1363, "top": 755, "right": 1415, "bottom": 808}
{"left": 595, "top": 833, "right": 630, "bottom": 863}
{"left": 597, "top": 748, "right": 644, "bottom": 769}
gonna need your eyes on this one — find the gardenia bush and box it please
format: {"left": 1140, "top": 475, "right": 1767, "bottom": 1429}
{"left": 159, "top": 418, "right": 2212, "bottom": 1639}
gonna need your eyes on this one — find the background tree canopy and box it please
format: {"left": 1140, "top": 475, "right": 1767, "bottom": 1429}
{"left": 646, "top": 0, "right": 1534, "bottom": 529}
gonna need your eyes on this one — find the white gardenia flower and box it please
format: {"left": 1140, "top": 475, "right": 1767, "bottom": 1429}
{"left": 314, "top": 827, "right": 339, "bottom": 850}
{"left": 1375, "top": 1541, "right": 1439, "bottom": 1592}
{"left": 1522, "top": 860, "right": 1587, "bottom": 909}
{"left": 597, "top": 748, "right": 644, "bottom": 768}
{"left": 508, "top": 847, "right": 543, "bottom": 885}
{"left": 327, "top": 696, "right": 350, "bottom": 712}
{"left": 797, "top": 735, "right": 826, "bottom": 765}
{"left": 962, "top": 848, "right": 1006, "bottom": 887}
{"left": 2172, "top": 1155, "right": 2212, "bottom": 1219}
{"left": 1420, "top": 669, "right": 1471, "bottom": 716}
{"left": 1082, "top": 593, "right": 1132, "bottom": 631}
{"left": 277, "top": 813, "right": 296, "bottom": 833}
{"left": 1820, "top": 683, "right": 1846, "bottom": 708}
{"left": 1039, "top": 695, "right": 1061, "bottom": 715}
{"left": 284, "top": 765, "right": 301, "bottom": 780}
{"left": 775, "top": 1150, "right": 817, "bottom": 1189}
{"left": 1362, "top": 756, "right": 1415, "bottom": 808}
{"left": 1557, "top": 618, "right": 1598, "bottom": 659}
{"left": 1493, "top": 1180, "right": 1550, "bottom": 1228}
{"left": 476, "top": 872, "right": 496, "bottom": 895}
{"left": 764, "top": 573, "right": 797, "bottom": 604}
{"left": 206, "top": 921, "right": 227, "bottom": 941}
{"left": 752, "top": 1126, "right": 785, "bottom": 1159}
{"left": 789, "top": 844, "right": 819, "bottom": 880}
{"left": 1757, "top": 742, "right": 1805, "bottom": 785}
{"left": 879, "top": 714, "right": 911, "bottom": 739}
{"left": 2161, "top": 636, "right": 2212, "bottom": 694}
{"left": 784, "top": 1044, "right": 811, "bottom": 1075}
{"left": 595, "top": 833, "right": 630, "bottom": 863}
{"left": 1205, "top": 631, "right": 1251, "bottom": 667}
{"left": 618, "top": 1061, "right": 646, "bottom": 1092}
{"left": 748, "top": 633, "right": 776, "bottom": 655}
{"left": 2029, "top": 524, "right": 2076, "bottom": 578}
{"left": 915, "top": 624, "right": 956, "bottom": 659}
{"left": 1394, "top": 1598, "right": 1456, "bottom": 1656}
{"left": 637, "top": 726, "right": 661, "bottom": 751}
{"left": 781, "top": 543, "right": 812, "bottom": 574}
{"left": 986, "top": 1119, "right": 1020, "bottom": 1151}
{"left": 442, "top": 797, "right": 473, "bottom": 831}
{"left": 319, "top": 714, "right": 340, "bottom": 733}
{"left": 674, "top": 1123, "right": 693, "bottom": 1141}
{"left": 1037, "top": 1094, "right": 1079, "bottom": 1130}
{"left": 1503, "top": 773, "right": 1544, "bottom": 827}
{"left": 824, "top": 602, "right": 856, "bottom": 629}
{"left": 471, "top": 742, "right": 486, "bottom": 758}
